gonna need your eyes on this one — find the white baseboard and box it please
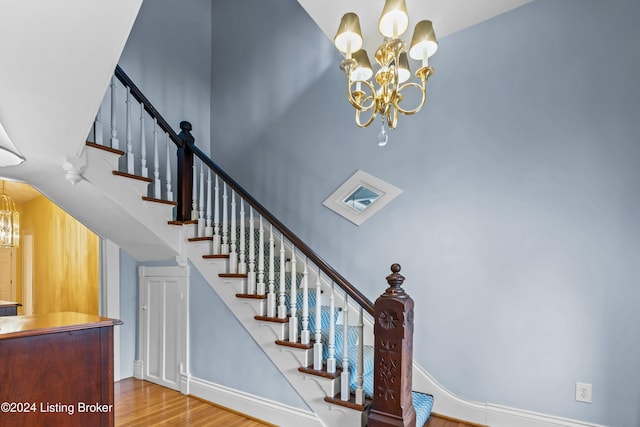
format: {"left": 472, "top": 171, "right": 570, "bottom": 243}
{"left": 412, "top": 364, "right": 607, "bottom": 427}
{"left": 188, "top": 376, "right": 323, "bottom": 427}
{"left": 133, "top": 359, "right": 143, "bottom": 380}
{"left": 486, "top": 404, "right": 608, "bottom": 427}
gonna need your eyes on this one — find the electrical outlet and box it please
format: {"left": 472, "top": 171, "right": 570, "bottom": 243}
{"left": 576, "top": 382, "right": 592, "bottom": 403}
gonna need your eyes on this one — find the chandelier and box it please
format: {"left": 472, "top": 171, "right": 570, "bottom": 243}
{"left": 334, "top": 0, "right": 438, "bottom": 145}
{"left": 0, "top": 181, "right": 20, "bottom": 248}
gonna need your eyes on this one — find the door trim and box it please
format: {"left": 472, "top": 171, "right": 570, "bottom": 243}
{"left": 21, "top": 231, "right": 33, "bottom": 315}
{"left": 138, "top": 265, "right": 189, "bottom": 394}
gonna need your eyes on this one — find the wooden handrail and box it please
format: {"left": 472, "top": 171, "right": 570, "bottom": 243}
{"left": 113, "top": 64, "right": 374, "bottom": 315}
{"left": 188, "top": 142, "right": 375, "bottom": 315}
{"left": 114, "top": 66, "right": 183, "bottom": 148}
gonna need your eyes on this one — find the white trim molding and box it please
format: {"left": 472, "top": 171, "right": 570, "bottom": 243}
{"left": 486, "top": 404, "right": 608, "bottom": 427}
{"left": 323, "top": 169, "right": 403, "bottom": 226}
{"left": 133, "top": 360, "right": 144, "bottom": 380}
{"left": 100, "top": 238, "right": 121, "bottom": 381}
{"left": 189, "top": 376, "right": 322, "bottom": 427}
{"left": 412, "top": 364, "right": 607, "bottom": 427}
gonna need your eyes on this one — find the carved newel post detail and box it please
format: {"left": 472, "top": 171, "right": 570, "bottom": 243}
{"left": 177, "top": 120, "right": 194, "bottom": 221}
{"left": 368, "top": 264, "right": 416, "bottom": 427}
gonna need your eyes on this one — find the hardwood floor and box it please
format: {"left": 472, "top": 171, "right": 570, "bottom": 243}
{"left": 425, "top": 413, "right": 488, "bottom": 427}
{"left": 115, "top": 378, "right": 483, "bottom": 427}
{"left": 115, "top": 378, "right": 272, "bottom": 426}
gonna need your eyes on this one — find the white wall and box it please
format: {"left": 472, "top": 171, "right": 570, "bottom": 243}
{"left": 119, "top": 249, "right": 138, "bottom": 379}
{"left": 210, "top": 1, "right": 640, "bottom": 426}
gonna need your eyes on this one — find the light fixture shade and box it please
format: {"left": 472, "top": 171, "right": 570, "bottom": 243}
{"left": 0, "top": 190, "right": 19, "bottom": 248}
{"left": 397, "top": 52, "right": 411, "bottom": 83}
{"left": 409, "top": 20, "right": 438, "bottom": 60}
{"left": 378, "top": 0, "right": 409, "bottom": 38}
{"left": 0, "top": 122, "right": 26, "bottom": 167}
{"left": 335, "top": 13, "right": 363, "bottom": 54}
{"left": 351, "top": 49, "right": 373, "bottom": 81}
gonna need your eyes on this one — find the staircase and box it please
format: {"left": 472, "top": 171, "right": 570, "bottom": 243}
{"left": 85, "top": 66, "right": 434, "bottom": 427}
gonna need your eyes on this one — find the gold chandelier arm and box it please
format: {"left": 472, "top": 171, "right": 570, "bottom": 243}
{"left": 386, "top": 105, "right": 399, "bottom": 129}
{"left": 355, "top": 104, "right": 378, "bottom": 128}
{"left": 347, "top": 79, "right": 376, "bottom": 112}
{"left": 394, "top": 81, "right": 427, "bottom": 116}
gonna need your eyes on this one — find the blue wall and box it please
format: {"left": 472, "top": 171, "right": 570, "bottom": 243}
{"left": 189, "top": 262, "right": 308, "bottom": 409}
{"left": 211, "top": 1, "right": 640, "bottom": 426}
{"left": 118, "top": 0, "right": 212, "bottom": 153}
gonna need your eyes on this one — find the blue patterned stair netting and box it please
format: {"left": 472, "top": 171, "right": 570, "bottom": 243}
{"left": 243, "top": 227, "right": 434, "bottom": 425}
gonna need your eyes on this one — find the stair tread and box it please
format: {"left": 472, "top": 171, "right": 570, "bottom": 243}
{"left": 112, "top": 170, "right": 153, "bottom": 183}
{"left": 220, "top": 273, "right": 247, "bottom": 278}
{"left": 142, "top": 196, "right": 177, "bottom": 206}
{"left": 298, "top": 365, "right": 341, "bottom": 379}
{"left": 323, "top": 394, "right": 370, "bottom": 412}
{"left": 86, "top": 141, "right": 125, "bottom": 156}
{"left": 254, "top": 315, "right": 289, "bottom": 323}
{"left": 235, "top": 293, "right": 267, "bottom": 299}
{"left": 275, "top": 339, "right": 313, "bottom": 350}
{"left": 168, "top": 219, "right": 198, "bottom": 225}
{"left": 204, "top": 254, "right": 229, "bottom": 259}
{"left": 189, "top": 236, "right": 213, "bottom": 242}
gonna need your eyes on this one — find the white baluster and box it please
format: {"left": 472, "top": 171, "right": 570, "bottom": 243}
{"left": 266, "top": 225, "right": 276, "bottom": 317}
{"left": 191, "top": 160, "right": 198, "bottom": 221}
{"left": 257, "top": 216, "right": 265, "bottom": 295}
{"left": 165, "top": 134, "right": 173, "bottom": 201}
{"left": 140, "top": 104, "right": 148, "bottom": 178}
{"left": 126, "top": 87, "right": 134, "bottom": 174}
{"left": 229, "top": 191, "right": 238, "bottom": 274}
{"left": 247, "top": 207, "right": 256, "bottom": 294}
{"left": 277, "top": 234, "right": 287, "bottom": 319}
{"left": 205, "top": 170, "right": 213, "bottom": 237}
{"left": 313, "top": 267, "right": 323, "bottom": 370}
{"left": 212, "top": 175, "right": 220, "bottom": 254}
{"left": 110, "top": 76, "right": 119, "bottom": 150}
{"left": 198, "top": 163, "right": 205, "bottom": 236}
{"left": 238, "top": 201, "right": 246, "bottom": 274}
{"left": 153, "top": 120, "right": 161, "bottom": 199}
{"left": 221, "top": 183, "right": 229, "bottom": 254}
{"left": 340, "top": 293, "right": 350, "bottom": 400}
{"left": 94, "top": 105, "right": 103, "bottom": 145}
{"left": 300, "top": 260, "right": 310, "bottom": 345}
{"left": 327, "top": 282, "right": 336, "bottom": 374}
{"left": 355, "top": 306, "right": 364, "bottom": 405}
{"left": 288, "top": 251, "right": 298, "bottom": 343}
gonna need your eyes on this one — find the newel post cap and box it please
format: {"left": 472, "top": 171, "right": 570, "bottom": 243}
{"left": 179, "top": 121, "right": 192, "bottom": 132}
{"left": 384, "top": 263, "right": 406, "bottom": 296}
{"left": 178, "top": 120, "right": 195, "bottom": 144}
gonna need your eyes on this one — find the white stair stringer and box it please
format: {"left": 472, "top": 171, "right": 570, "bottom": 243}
{"left": 84, "top": 145, "right": 183, "bottom": 261}
{"left": 188, "top": 244, "right": 364, "bottom": 427}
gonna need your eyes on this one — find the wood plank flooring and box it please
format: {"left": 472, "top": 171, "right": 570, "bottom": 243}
{"left": 426, "top": 413, "right": 488, "bottom": 427}
{"left": 115, "top": 378, "right": 272, "bottom": 426}
{"left": 115, "top": 377, "right": 483, "bottom": 427}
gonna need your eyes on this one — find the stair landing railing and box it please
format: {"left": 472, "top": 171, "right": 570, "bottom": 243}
{"left": 90, "top": 65, "right": 417, "bottom": 425}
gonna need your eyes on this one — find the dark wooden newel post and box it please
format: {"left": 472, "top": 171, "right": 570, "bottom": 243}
{"left": 176, "top": 120, "right": 194, "bottom": 222}
{"left": 368, "top": 264, "right": 416, "bottom": 427}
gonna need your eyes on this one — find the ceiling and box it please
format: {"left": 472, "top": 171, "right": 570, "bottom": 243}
{"left": 1, "top": 180, "right": 41, "bottom": 205}
{"left": 297, "top": 0, "right": 533, "bottom": 57}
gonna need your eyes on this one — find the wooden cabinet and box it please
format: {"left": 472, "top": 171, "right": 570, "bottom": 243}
{"left": 0, "top": 312, "right": 121, "bottom": 427}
